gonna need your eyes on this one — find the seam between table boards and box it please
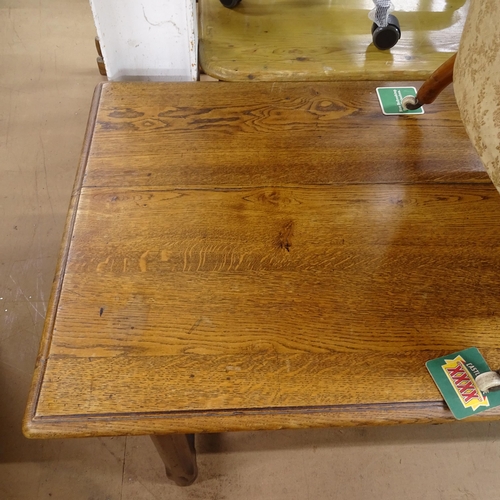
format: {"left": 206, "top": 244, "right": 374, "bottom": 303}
{"left": 32, "top": 400, "right": 448, "bottom": 422}
{"left": 79, "top": 180, "right": 495, "bottom": 194}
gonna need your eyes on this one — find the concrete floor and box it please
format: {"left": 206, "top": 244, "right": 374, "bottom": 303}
{"left": 1, "top": 1, "right": 500, "bottom": 499}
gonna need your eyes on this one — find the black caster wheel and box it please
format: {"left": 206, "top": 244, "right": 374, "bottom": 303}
{"left": 371, "top": 14, "right": 401, "bottom": 50}
{"left": 220, "top": 0, "right": 242, "bottom": 8}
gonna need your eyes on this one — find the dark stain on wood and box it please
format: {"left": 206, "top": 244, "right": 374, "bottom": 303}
{"left": 99, "top": 121, "right": 138, "bottom": 131}
{"left": 108, "top": 108, "right": 144, "bottom": 119}
{"left": 278, "top": 220, "right": 294, "bottom": 252}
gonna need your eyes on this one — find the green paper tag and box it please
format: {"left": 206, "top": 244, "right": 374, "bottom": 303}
{"left": 376, "top": 86, "right": 424, "bottom": 115}
{"left": 426, "top": 348, "right": 500, "bottom": 420}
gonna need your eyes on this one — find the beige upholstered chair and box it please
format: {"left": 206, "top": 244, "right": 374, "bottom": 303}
{"left": 403, "top": 0, "right": 499, "bottom": 195}
{"left": 454, "top": 0, "right": 500, "bottom": 193}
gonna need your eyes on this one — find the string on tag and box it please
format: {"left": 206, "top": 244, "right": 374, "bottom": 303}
{"left": 476, "top": 371, "right": 500, "bottom": 393}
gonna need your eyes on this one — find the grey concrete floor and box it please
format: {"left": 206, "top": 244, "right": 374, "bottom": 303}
{"left": 1, "top": 1, "right": 500, "bottom": 499}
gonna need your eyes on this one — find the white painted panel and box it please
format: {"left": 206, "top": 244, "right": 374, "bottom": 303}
{"left": 89, "top": 0, "right": 198, "bottom": 81}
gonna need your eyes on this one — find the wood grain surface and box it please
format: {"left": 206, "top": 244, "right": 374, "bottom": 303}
{"left": 199, "top": 0, "right": 468, "bottom": 81}
{"left": 24, "top": 81, "right": 500, "bottom": 439}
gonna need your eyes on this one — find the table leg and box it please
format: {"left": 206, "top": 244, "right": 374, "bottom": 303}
{"left": 150, "top": 434, "right": 198, "bottom": 486}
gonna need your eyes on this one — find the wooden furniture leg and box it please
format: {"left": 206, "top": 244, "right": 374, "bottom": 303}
{"left": 403, "top": 53, "right": 457, "bottom": 110}
{"left": 94, "top": 36, "right": 107, "bottom": 76}
{"left": 150, "top": 434, "right": 198, "bottom": 486}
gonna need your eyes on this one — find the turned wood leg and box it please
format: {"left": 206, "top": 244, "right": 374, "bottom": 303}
{"left": 150, "top": 434, "right": 198, "bottom": 486}
{"left": 405, "top": 53, "right": 457, "bottom": 109}
{"left": 419, "top": 53, "right": 456, "bottom": 104}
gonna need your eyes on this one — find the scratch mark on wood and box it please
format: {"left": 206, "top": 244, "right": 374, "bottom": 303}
{"left": 139, "top": 251, "right": 149, "bottom": 272}
{"left": 187, "top": 318, "right": 202, "bottom": 335}
{"left": 97, "top": 256, "right": 111, "bottom": 273}
{"left": 278, "top": 220, "right": 294, "bottom": 252}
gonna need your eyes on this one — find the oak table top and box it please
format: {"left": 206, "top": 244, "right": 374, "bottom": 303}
{"left": 24, "top": 81, "right": 500, "bottom": 440}
{"left": 199, "top": 0, "right": 467, "bottom": 81}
